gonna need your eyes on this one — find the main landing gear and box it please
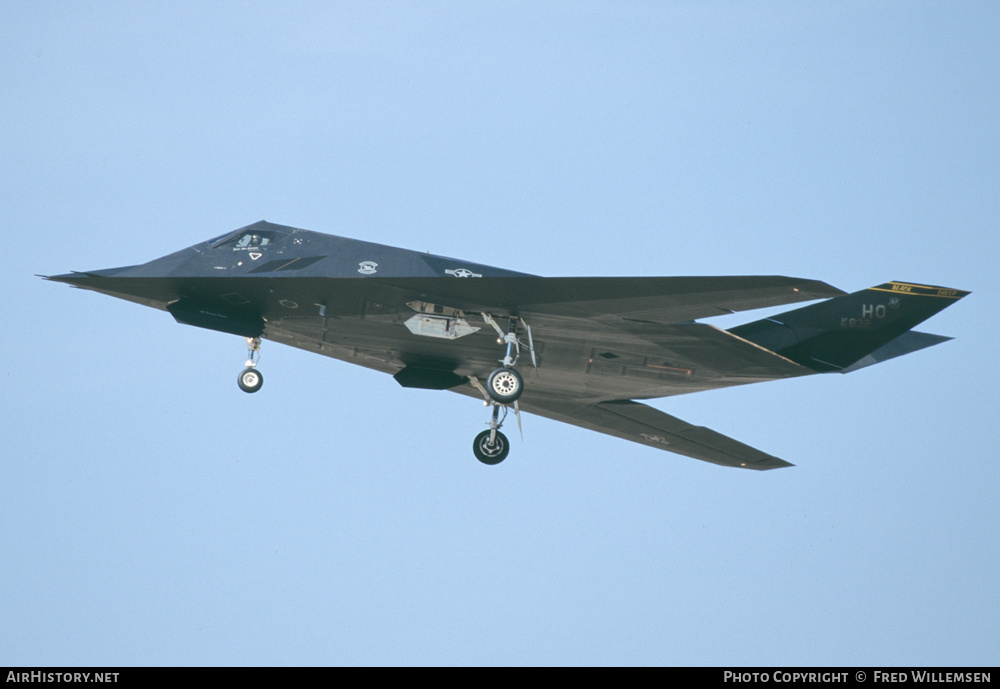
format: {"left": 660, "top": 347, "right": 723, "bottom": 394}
{"left": 486, "top": 366, "right": 523, "bottom": 404}
{"left": 237, "top": 336, "right": 263, "bottom": 393}
{"left": 469, "top": 315, "right": 535, "bottom": 465}
{"left": 469, "top": 376, "right": 519, "bottom": 465}
{"left": 474, "top": 428, "right": 509, "bottom": 465}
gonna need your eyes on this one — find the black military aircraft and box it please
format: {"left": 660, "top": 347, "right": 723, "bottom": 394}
{"left": 45, "top": 221, "right": 968, "bottom": 469}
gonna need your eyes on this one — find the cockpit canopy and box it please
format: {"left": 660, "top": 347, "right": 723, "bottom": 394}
{"left": 211, "top": 228, "right": 289, "bottom": 250}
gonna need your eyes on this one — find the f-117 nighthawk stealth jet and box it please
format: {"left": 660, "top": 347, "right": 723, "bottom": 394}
{"left": 45, "top": 221, "right": 968, "bottom": 470}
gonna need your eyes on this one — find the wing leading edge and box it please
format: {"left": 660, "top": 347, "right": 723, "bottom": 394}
{"left": 366, "top": 275, "right": 845, "bottom": 324}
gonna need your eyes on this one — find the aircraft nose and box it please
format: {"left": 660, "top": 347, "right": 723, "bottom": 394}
{"left": 43, "top": 266, "right": 131, "bottom": 286}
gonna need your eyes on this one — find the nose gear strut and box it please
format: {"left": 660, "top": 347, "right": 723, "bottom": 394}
{"left": 237, "top": 336, "right": 263, "bottom": 393}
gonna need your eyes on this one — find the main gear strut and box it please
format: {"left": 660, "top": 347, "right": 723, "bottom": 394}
{"left": 479, "top": 314, "right": 535, "bottom": 404}
{"left": 467, "top": 315, "right": 536, "bottom": 464}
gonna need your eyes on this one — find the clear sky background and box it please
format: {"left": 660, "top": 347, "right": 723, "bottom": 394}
{"left": 2, "top": 2, "right": 997, "bottom": 666}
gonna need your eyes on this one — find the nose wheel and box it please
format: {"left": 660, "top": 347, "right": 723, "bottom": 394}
{"left": 238, "top": 336, "right": 263, "bottom": 393}
{"left": 238, "top": 367, "right": 263, "bottom": 393}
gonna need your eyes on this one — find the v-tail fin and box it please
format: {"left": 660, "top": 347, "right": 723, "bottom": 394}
{"left": 728, "top": 281, "right": 969, "bottom": 373}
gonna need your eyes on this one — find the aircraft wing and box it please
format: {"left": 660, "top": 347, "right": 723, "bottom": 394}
{"left": 367, "top": 275, "right": 845, "bottom": 323}
{"left": 518, "top": 397, "right": 792, "bottom": 470}
{"left": 41, "top": 274, "right": 843, "bottom": 323}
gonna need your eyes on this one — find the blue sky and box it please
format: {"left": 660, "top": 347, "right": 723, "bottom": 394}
{"left": 2, "top": 2, "right": 997, "bottom": 666}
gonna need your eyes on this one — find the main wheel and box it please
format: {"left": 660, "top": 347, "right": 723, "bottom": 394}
{"left": 486, "top": 367, "right": 523, "bottom": 403}
{"left": 237, "top": 367, "right": 263, "bottom": 393}
{"left": 473, "top": 430, "right": 509, "bottom": 465}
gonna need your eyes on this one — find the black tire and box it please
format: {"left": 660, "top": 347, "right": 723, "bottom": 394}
{"left": 486, "top": 367, "right": 523, "bottom": 403}
{"left": 237, "top": 367, "right": 263, "bottom": 393}
{"left": 473, "top": 430, "right": 509, "bottom": 465}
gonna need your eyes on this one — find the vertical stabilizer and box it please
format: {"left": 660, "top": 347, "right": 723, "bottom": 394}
{"left": 728, "top": 282, "right": 969, "bottom": 372}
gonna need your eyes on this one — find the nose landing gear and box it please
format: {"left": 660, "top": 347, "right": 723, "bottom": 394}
{"left": 238, "top": 367, "right": 263, "bottom": 393}
{"left": 238, "top": 336, "right": 263, "bottom": 393}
